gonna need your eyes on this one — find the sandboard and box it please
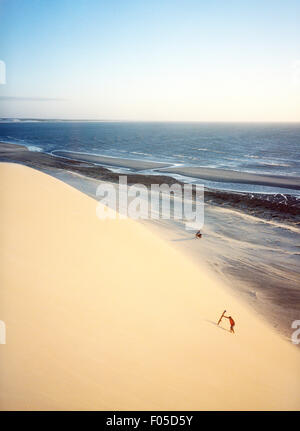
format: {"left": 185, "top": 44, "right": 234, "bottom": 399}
{"left": 217, "top": 310, "right": 226, "bottom": 325}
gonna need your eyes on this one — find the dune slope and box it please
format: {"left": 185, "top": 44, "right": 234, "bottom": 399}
{"left": 0, "top": 163, "right": 299, "bottom": 410}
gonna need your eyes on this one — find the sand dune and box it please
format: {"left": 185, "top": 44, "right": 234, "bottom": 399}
{"left": 0, "top": 163, "right": 299, "bottom": 410}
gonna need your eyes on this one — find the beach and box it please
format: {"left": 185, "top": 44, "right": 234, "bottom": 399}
{"left": 158, "top": 165, "right": 300, "bottom": 191}
{"left": 0, "top": 162, "right": 300, "bottom": 410}
{"left": 53, "top": 149, "right": 300, "bottom": 191}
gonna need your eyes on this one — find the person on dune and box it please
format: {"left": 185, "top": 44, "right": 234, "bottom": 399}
{"left": 223, "top": 314, "right": 235, "bottom": 333}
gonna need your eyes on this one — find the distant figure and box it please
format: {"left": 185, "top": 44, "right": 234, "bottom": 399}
{"left": 195, "top": 230, "right": 202, "bottom": 239}
{"left": 223, "top": 314, "right": 235, "bottom": 333}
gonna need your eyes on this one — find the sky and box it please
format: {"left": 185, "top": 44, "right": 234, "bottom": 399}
{"left": 0, "top": 0, "right": 299, "bottom": 121}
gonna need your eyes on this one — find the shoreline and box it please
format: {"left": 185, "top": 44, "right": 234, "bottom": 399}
{"left": 158, "top": 165, "right": 300, "bottom": 191}
{"left": 50, "top": 148, "right": 300, "bottom": 191}
{"left": 52, "top": 149, "right": 172, "bottom": 170}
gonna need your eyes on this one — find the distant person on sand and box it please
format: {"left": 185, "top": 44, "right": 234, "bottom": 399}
{"left": 223, "top": 314, "right": 235, "bottom": 333}
{"left": 195, "top": 230, "right": 202, "bottom": 239}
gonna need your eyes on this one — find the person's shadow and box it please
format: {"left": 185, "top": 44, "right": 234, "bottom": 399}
{"left": 205, "top": 319, "right": 231, "bottom": 332}
{"left": 171, "top": 237, "right": 197, "bottom": 242}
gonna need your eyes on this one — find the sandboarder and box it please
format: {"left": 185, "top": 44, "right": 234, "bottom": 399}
{"left": 223, "top": 314, "right": 235, "bottom": 333}
{"left": 217, "top": 310, "right": 235, "bottom": 333}
{"left": 195, "top": 230, "right": 202, "bottom": 239}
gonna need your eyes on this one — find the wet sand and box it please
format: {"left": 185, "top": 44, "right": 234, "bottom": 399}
{"left": 158, "top": 165, "right": 300, "bottom": 191}
{"left": 53, "top": 149, "right": 171, "bottom": 170}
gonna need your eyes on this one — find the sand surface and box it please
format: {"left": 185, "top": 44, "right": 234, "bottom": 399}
{"left": 0, "top": 163, "right": 299, "bottom": 410}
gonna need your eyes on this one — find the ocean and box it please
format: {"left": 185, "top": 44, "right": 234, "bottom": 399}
{"left": 1, "top": 120, "right": 300, "bottom": 194}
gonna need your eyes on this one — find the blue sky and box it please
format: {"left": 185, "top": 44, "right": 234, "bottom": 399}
{"left": 0, "top": 0, "right": 299, "bottom": 120}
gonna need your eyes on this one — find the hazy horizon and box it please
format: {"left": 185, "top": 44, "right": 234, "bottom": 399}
{"left": 1, "top": 118, "right": 300, "bottom": 123}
